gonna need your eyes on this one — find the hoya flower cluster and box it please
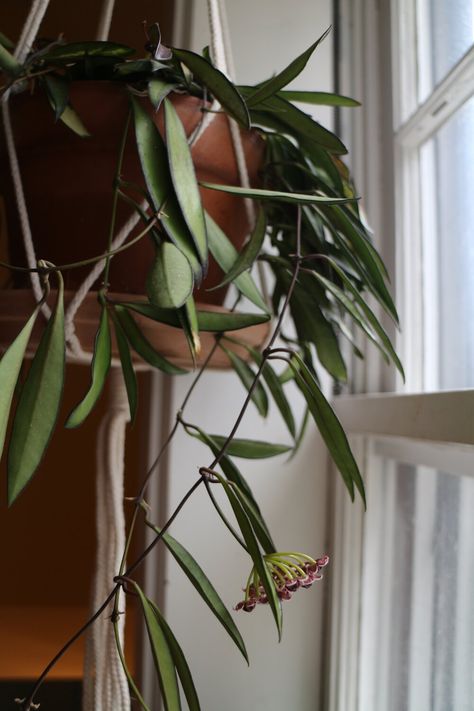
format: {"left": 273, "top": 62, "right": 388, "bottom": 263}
{"left": 235, "top": 552, "right": 329, "bottom": 612}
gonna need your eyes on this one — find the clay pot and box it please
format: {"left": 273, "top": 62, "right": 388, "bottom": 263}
{"left": 0, "top": 82, "right": 265, "bottom": 304}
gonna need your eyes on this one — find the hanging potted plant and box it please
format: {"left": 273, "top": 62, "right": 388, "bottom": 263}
{"left": 0, "top": 12, "right": 402, "bottom": 711}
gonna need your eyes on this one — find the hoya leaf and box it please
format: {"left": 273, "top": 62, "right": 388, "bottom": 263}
{"left": 148, "top": 601, "right": 201, "bottom": 711}
{"left": 146, "top": 242, "right": 194, "bottom": 309}
{"left": 8, "top": 281, "right": 65, "bottom": 504}
{"left": 115, "top": 306, "right": 186, "bottom": 375}
{"left": 0, "top": 307, "right": 39, "bottom": 462}
{"left": 246, "top": 28, "right": 330, "bottom": 106}
{"left": 209, "top": 209, "right": 267, "bottom": 291}
{"left": 131, "top": 97, "right": 202, "bottom": 280}
{"left": 278, "top": 90, "right": 360, "bottom": 107}
{"left": 40, "top": 41, "right": 135, "bottom": 62}
{"left": 133, "top": 584, "right": 181, "bottom": 711}
{"left": 205, "top": 213, "right": 268, "bottom": 312}
{"left": 164, "top": 99, "right": 208, "bottom": 267}
{"left": 115, "top": 59, "right": 166, "bottom": 76}
{"left": 65, "top": 305, "right": 111, "bottom": 428}
{"left": 120, "top": 302, "right": 270, "bottom": 332}
{"left": 292, "top": 353, "right": 365, "bottom": 504}
{"left": 172, "top": 48, "right": 250, "bottom": 128}
{"left": 213, "top": 471, "right": 282, "bottom": 639}
{"left": 151, "top": 526, "right": 248, "bottom": 663}
{"left": 247, "top": 347, "right": 296, "bottom": 438}
{"left": 112, "top": 312, "right": 138, "bottom": 422}
{"left": 44, "top": 76, "right": 90, "bottom": 136}
{"left": 229, "top": 482, "right": 276, "bottom": 555}
{"left": 149, "top": 79, "right": 178, "bottom": 110}
{"left": 200, "top": 182, "right": 355, "bottom": 205}
{"left": 207, "top": 435, "right": 291, "bottom": 459}
{"left": 220, "top": 345, "right": 268, "bottom": 417}
{"left": 0, "top": 43, "right": 21, "bottom": 76}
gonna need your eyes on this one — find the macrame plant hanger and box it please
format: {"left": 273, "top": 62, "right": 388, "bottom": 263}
{"left": 1, "top": 1, "right": 267, "bottom": 709}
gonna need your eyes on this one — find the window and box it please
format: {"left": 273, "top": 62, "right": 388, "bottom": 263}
{"left": 326, "top": 1, "right": 474, "bottom": 709}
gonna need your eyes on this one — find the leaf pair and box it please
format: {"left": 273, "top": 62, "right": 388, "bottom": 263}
{"left": 4, "top": 282, "right": 65, "bottom": 505}
{"left": 283, "top": 352, "right": 366, "bottom": 504}
{"left": 134, "top": 583, "right": 200, "bottom": 710}
{"left": 120, "top": 301, "right": 270, "bottom": 332}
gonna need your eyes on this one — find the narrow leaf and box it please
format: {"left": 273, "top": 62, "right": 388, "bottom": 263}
{"left": 150, "top": 526, "right": 248, "bottom": 662}
{"left": 201, "top": 182, "right": 355, "bottom": 205}
{"left": 209, "top": 209, "right": 267, "bottom": 291}
{"left": 205, "top": 213, "right": 268, "bottom": 312}
{"left": 112, "top": 313, "right": 138, "bottom": 422}
{"left": 0, "top": 307, "right": 39, "bottom": 461}
{"left": 8, "top": 281, "right": 65, "bottom": 504}
{"left": 292, "top": 354, "right": 365, "bottom": 504}
{"left": 146, "top": 242, "right": 194, "bottom": 309}
{"left": 149, "top": 79, "right": 177, "bottom": 110}
{"left": 172, "top": 48, "right": 250, "bottom": 127}
{"left": 220, "top": 345, "right": 268, "bottom": 417}
{"left": 247, "top": 347, "right": 296, "bottom": 437}
{"left": 41, "top": 41, "right": 134, "bottom": 61}
{"left": 179, "top": 296, "right": 201, "bottom": 363}
{"left": 148, "top": 602, "right": 201, "bottom": 711}
{"left": 246, "top": 28, "right": 330, "bottom": 106}
{"left": 65, "top": 305, "right": 111, "bottom": 428}
{"left": 0, "top": 42, "right": 21, "bottom": 76}
{"left": 213, "top": 472, "right": 282, "bottom": 639}
{"left": 131, "top": 97, "right": 202, "bottom": 279}
{"left": 115, "top": 306, "right": 186, "bottom": 375}
{"left": 121, "top": 301, "right": 270, "bottom": 332}
{"left": 44, "top": 76, "right": 90, "bottom": 136}
{"left": 164, "top": 98, "right": 208, "bottom": 267}
{"left": 133, "top": 584, "right": 181, "bottom": 711}
{"left": 230, "top": 482, "right": 276, "bottom": 555}
{"left": 278, "top": 90, "right": 361, "bottom": 107}
{"left": 207, "top": 435, "right": 291, "bottom": 459}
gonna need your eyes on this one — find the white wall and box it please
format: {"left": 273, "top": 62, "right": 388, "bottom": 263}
{"left": 156, "top": 2, "right": 334, "bottom": 709}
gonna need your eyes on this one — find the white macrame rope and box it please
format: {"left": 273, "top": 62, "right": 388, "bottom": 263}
{"left": 82, "top": 372, "right": 130, "bottom": 711}
{"left": 96, "top": 0, "right": 117, "bottom": 42}
{"left": 14, "top": 0, "right": 51, "bottom": 63}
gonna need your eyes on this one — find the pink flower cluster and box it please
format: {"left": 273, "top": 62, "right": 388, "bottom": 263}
{"left": 235, "top": 552, "right": 329, "bottom": 612}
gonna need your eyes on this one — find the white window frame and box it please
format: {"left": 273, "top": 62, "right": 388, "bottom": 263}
{"left": 325, "top": 1, "right": 474, "bottom": 709}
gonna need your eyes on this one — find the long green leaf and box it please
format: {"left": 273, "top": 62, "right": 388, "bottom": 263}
{"left": 150, "top": 527, "right": 248, "bottom": 663}
{"left": 112, "top": 312, "right": 138, "bottom": 423}
{"left": 213, "top": 472, "right": 282, "bottom": 639}
{"left": 209, "top": 209, "right": 267, "bottom": 291}
{"left": 278, "top": 90, "right": 360, "bottom": 107}
{"left": 247, "top": 346, "right": 296, "bottom": 437}
{"left": 120, "top": 301, "right": 270, "bottom": 332}
{"left": 290, "top": 283, "right": 347, "bottom": 381}
{"left": 246, "top": 28, "right": 330, "bottom": 106}
{"left": 0, "top": 42, "right": 21, "bottom": 76}
{"left": 205, "top": 213, "right": 268, "bottom": 312}
{"left": 0, "top": 307, "right": 39, "bottom": 461}
{"left": 149, "top": 79, "right": 177, "bottom": 110}
{"left": 248, "top": 94, "right": 347, "bottom": 154}
{"left": 65, "top": 305, "right": 111, "bottom": 428}
{"left": 40, "top": 41, "right": 134, "bottom": 61}
{"left": 201, "top": 182, "right": 355, "bottom": 205}
{"left": 229, "top": 482, "right": 275, "bottom": 555}
{"left": 8, "top": 281, "right": 65, "bottom": 504}
{"left": 292, "top": 353, "right": 365, "bottom": 504}
{"left": 133, "top": 584, "right": 181, "bottom": 711}
{"left": 148, "top": 602, "right": 201, "bottom": 711}
{"left": 146, "top": 242, "right": 194, "bottom": 309}
{"left": 131, "top": 97, "right": 202, "bottom": 280}
{"left": 207, "top": 435, "right": 291, "bottom": 459}
{"left": 220, "top": 345, "right": 268, "bottom": 417}
{"left": 43, "top": 76, "right": 90, "bottom": 136}
{"left": 164, "top": 99, "right": 208, "bottom": 268}
{"left": 115, "top": 306, "right": 186, "bottom": 375}
{"left": 316, "top": 258, "right": 404, "bottom": 378}
{"left": 172, "top": 48, "right": 250, "bottom": 128}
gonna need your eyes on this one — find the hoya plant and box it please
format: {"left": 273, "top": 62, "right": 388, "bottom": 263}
{"left": 0, "top": 24, "right": 402, "bottom": 711}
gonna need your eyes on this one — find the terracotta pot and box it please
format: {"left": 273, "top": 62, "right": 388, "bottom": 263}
{"left": 0, "top": 82, "right": 265, "bottom": 304}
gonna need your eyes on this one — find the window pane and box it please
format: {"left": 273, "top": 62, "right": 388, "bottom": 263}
{"left": 418, "top": 0, "right": 474, "bottom": 102}
{"left": 419, "top": 97, "right": 474, "bottom": 389}
{"left": 361, "top": 457, "right": 474, "bottom": 711}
